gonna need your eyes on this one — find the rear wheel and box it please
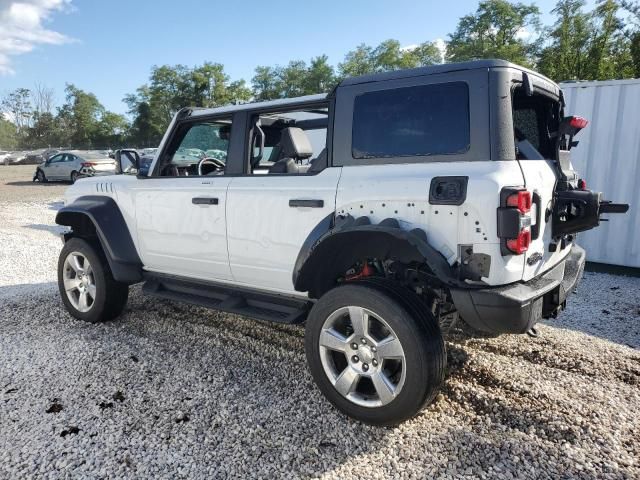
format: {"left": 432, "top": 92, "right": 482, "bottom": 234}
{"left": 305, "top": 283, "right": 446, "bottom": 425}
{"left": 36, "top": 169, "right": 47, "bottom": 182}
{"left": 58, "top": 237, "right": 129, "bottom": 323}
{"left": 70, "top": 171, "right": 79, "bottom": 183}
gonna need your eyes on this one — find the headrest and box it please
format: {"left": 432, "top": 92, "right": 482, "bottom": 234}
{"left": 280, "top": 127, "right": 313, "bottom": 160}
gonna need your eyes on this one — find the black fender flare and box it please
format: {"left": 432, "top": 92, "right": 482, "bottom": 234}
{"left": 55, "top": 195, "right": 143, "bottom": 284}
{"left": 293, "top": 215, "right": 466, "bottom": 298}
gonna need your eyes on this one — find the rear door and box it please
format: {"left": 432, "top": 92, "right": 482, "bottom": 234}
{"left": 225, "top": 101, "right": 340, "bottom": 294}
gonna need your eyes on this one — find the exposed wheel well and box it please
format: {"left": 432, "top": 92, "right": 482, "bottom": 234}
{"left": 294, "top": 216, "right": 461, "bottom": 299}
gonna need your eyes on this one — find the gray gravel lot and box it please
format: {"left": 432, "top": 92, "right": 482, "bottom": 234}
{"left": 1, "top": 165, "right": 639, "bottom": 479}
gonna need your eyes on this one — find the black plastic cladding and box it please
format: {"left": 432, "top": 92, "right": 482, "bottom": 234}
{"left": 55, "top": 196, "right": 143, "bottom": 284}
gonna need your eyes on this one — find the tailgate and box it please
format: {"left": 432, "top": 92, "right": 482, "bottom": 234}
{"left": 518, "top": 159, "right": 570, "bottom": 280}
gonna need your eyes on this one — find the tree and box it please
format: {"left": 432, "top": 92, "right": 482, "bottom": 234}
{"left": 622, "top": 1, "right": 640, "bottom": 76}
{"left": 1, "top": 88, "right": 32, "bottom": 137}
{"left": 586, "top": 0, "right": 632, "bottom": 79}
{"left": 126, "top": 63, "right": 251, "bottom": 144}
{"left": 252, "top": 57, "right": 337, "bottom": 100}
{"left": 339, "top": 40, "right": 442, "bottom": 78}
{"left": 304, "top": 55, "right": 338, "bottom": 94}
{"left": 93, "top": 111, "right": 129, "bottom": 148}
{"left": 0, "top": 117, "right": 18, "bottom": 150}
{"left": 538, "top": 0, "right": 594, "bottom": 80}
{"left": 446, "top": 0, "right": 541, "bottom": 66}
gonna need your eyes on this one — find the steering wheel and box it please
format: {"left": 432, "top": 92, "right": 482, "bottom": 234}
{"left": 198, "top": 157, "right": 225, "bottom": 176}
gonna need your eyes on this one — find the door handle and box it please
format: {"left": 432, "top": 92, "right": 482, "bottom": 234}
{"left": 289, "top": 199, "right": 324, "bottom": 208}
{"left": 192, "top": 197, "right": 219, "bottom": 205}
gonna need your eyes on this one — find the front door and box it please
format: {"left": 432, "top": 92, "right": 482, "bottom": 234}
{"left": 42, "top": 153, "right": 66, "bottom": 179}
{"left": 134, "top": 177, "right": 232, "bottom": 281}
{"left": 133, "top": 118, "right": 236, "bottom": 282}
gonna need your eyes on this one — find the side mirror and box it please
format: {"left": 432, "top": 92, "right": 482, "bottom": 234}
{"left": 115, "top": 149, "right": 140, "bottom": 174}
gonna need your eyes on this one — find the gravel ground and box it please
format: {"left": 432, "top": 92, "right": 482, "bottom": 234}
{"left": 1, "top": 165, "right": 639, "bottom": 479}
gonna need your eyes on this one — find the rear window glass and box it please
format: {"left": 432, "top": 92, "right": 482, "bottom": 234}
{"left": 352, "top": 82, "right": 470, "bottom": 159}
{"left": 513, "top": 107, "right": 540, "bottom": 150}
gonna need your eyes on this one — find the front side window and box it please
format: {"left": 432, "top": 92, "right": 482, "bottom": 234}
{"left": 352, "top": 82, "right": 470, "bottom": 159}
{"left": 158, "top": 120, "right": 231, "bottom": 176}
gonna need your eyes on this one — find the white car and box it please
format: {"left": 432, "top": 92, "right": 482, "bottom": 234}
{"left": 54, "top": 60, "right": 627, "bottom": 425}
{"left": 35, "top": 151, "right": 116, "bottom": 183}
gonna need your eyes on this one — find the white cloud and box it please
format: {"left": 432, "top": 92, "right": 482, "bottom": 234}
{"left": 0, "top": 0, "right": 73, "bottom": 75}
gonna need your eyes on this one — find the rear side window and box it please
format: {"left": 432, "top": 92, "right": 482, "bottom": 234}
{"left": 352, "top": 82, "right": 470, "bottom": 159}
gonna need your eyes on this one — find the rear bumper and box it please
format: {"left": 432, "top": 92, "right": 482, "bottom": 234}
{"left": 450, "top": 245, "right": 586, "bottom": 334}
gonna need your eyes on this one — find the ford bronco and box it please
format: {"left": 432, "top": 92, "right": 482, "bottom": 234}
{"left": 55, "top": 60, "right": 628, "bottom": 425}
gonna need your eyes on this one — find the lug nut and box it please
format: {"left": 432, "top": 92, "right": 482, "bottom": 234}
{"left": 351, "top": 342, "right": 358, "bottom": 350}
{"left": 362, "top": 363, "right": 369, "bottom": 371}
{"left": 352, "top": 355, "right": 359, "bottom": 363}
{"left": 372, "top": 359, "right": 378, "bottom": 367}
{"left": 361, "top": 338, "right": 367, "bottom": 344}
{"left": 371, "top": 346, "right": 377, "bottom": 352}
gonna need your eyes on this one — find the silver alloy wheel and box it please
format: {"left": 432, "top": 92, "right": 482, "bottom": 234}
{"left": 62, "top": 252, "right": 96, "bottom": 312}
{"left": 71, "top": 171, "right": 78, "bottom": 183}
{"left": 319, "top": 306, "right": 406, "bottom": 408}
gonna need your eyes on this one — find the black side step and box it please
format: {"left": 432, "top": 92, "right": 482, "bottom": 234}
{"left": 142, "top": 274, "right": 311, "bottom": 324}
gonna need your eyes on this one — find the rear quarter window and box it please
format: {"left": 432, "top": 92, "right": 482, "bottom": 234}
{"left": 351, "top": 82, "right": 470, "bottom": 159}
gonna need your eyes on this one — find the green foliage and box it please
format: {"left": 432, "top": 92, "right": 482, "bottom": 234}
{"left": 0, "top": 117, "right": 18, "bottom": 150}
{"left": 538, "top": 0, "right": 593, "bottom": 80}
{"left": 125, "top": 63, "right": 252, "bottom": 145}
{"left": 446, "top": 0, "right": 541, "bottom": 66}
{"left": 252, "top": 55, "right": 336, "bottom": 101}
{"left": 339, "top": 40, "right": 441, "bottom": 78}
{"left": 538, "top": 0, "right": 634, "bottom": 81}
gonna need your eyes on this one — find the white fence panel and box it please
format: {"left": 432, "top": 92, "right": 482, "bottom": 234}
{"left": 561, "top": 79, "right": 640, "bottom": 268}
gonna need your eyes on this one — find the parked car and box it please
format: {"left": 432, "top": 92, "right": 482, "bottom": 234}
{"left": 54, "top": 60, "right": 628, "bottom": 425}
{"left": 34, "top": 150, "right": 116, "bottom": 183}
{"left": 24, "top": 148, "right": 60, "bottom": 165}
{"left": 0, "top": 151, "right": 11, "bottom": 165}
{"left": 5, "top": 151, "right": 28, "bottom": 165}
{"left": 140, "top": 148, "right": 158, "bottom": 156}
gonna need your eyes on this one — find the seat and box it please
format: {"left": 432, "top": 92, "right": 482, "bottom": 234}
{"left": 268, "top": 127, "right": 313, "bottom": 174}
{"left": 308, "top": 148, "right": 327, "bottom": 173}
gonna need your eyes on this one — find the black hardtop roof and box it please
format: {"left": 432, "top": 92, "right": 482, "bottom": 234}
{"left": 339, "top": 59, "right": 556, "bottom": 87}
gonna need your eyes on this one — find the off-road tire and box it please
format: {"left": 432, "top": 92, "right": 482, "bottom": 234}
{"left": 305, "top": 282, "right": 446, "bottom": 426}
{"left": 58, "top": 237, "right": 128, "bottom": 323}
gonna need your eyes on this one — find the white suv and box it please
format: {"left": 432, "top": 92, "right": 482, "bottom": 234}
{"left": 55, "top": 60, "right": 627, "bottom": 425}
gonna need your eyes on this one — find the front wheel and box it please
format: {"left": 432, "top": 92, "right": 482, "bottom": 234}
{"left": 36, "top": 169, "right": 47, "bottom": 182}
{"left": 305, "top": 283, "right": 446, "bottom": 425}
{"left": 58, "top": 237, "right": 129, "bottom": 323}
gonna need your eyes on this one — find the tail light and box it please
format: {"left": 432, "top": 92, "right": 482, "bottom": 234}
{"left": 498, "top": 188, "right": 532, "bottom": 255}
{"left": 569, "top": 116, "right": 588, "bottom": 129}
{"left": 81, "top": 162, "right": 96, "bottom": 167}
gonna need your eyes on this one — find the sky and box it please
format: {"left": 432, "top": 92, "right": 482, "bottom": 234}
{"left": 0, "top": 0, "right": 596, "bottom": 116}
